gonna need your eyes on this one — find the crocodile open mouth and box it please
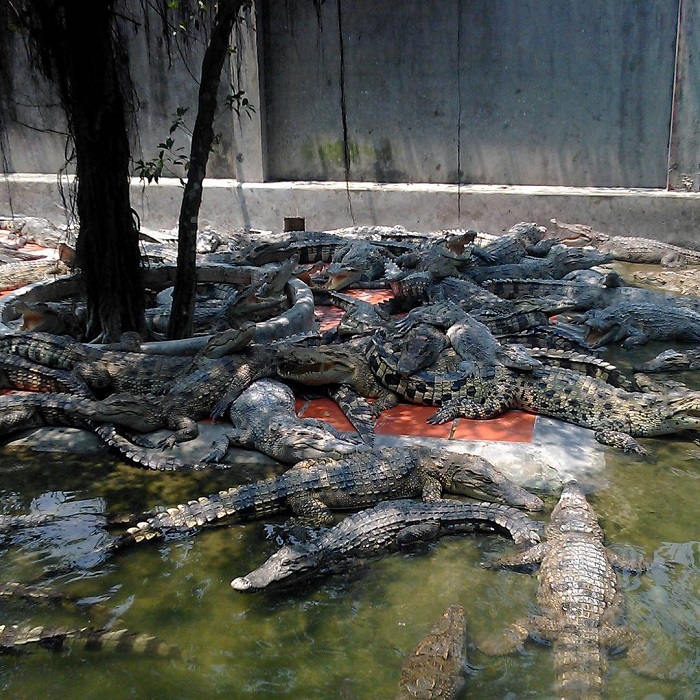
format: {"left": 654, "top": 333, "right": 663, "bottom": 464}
{"left": 325, "top": 272, "right": 350, "bottom": 291}
{"left": 583, "top": 325, "right": 616, "bottom": 348}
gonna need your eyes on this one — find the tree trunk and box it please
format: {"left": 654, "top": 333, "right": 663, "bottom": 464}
{"left": 63, "top": 1, "right": 145, "bottom": 342}
{"left": 168, "top": 0, "right": 249, "bottom": 339}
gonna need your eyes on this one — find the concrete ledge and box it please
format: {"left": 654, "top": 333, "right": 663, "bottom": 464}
{"left": 3, "top": 174, "right": 700, "bottom": 246}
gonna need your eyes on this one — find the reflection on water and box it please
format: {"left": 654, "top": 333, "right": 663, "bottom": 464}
{"left": 1, "top": 352, "right": 700, "bottom": 698}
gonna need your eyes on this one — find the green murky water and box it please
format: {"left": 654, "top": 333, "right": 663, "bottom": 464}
{"left": 1, "top": 347, "right": 700, "bottom": 698}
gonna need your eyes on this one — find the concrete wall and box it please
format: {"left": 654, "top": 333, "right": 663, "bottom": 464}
{"left": 4, "top": 1, "right": 700, "bottom": 241}
{"left": 263, "top": 0, "right": 679, "bottom": 188}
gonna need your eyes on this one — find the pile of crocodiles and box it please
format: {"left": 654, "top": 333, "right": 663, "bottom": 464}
{"left": 0, "top": 218, "right": 695, "bottom": 693}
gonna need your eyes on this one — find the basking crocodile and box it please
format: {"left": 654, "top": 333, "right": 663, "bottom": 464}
{"left": 634, "top": 347, "right": 700, "bottom": 373}
{"left": 550, "top": 218, "right": 700, "bottom": 266}
{"left": 205, "top": 378, "right": 368, "bottom": 464}
{"left": 471, "top": 222, "right": 553, "bottom": 265}
{"left": 98, "top": 344, "right": 281, "bottom": 443}
{"left": 393, "top": 304, "right": 541, "bottom": 378}
{"left": 324, "top": 240, "right": 394, "bottom": 290}
{"left": 483, "top": 481, "right": 647, "bottom": 700}
{"left": 111, "top": 447, "right": 544, "bottom": 550}
{"left": 276, "top": 336, "right": 401, "bottom": 418}
{"left": 0, "top": 391, "right": 168, "bottom": 439}
{"left": 396, "top": 604, "right": 471, "bottom": 700}
{"left": 467, "top": 244, "right": 613, "bottom": 284}
{"left": 231, "top": 498, "right": 540, "bottom": 592}
{"left": 367, "top": 335, "right": 700, "bottom": 453}
{"left": 0, "top": 257, "right": 71, "bottom": 293}
{"left": 0, "top": 326, "right": 257, "bottom": 396}
{"left": 633, "top": 266, "right": 700, "bottom": 297}
{"left": 582, "top": 301, "right": 700, "bottom": 348}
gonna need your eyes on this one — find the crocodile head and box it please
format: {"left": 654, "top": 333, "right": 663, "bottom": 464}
{"left": 324, "top": 263, "right": 363, "bottom": 291}
{"left": 396, "top": 326, "right": 448, "bottom": 376}
{"left": 276, "top": 344, "right": 362, "bottom": 385}
{"left": 634, "top": 348, "right": 695, "bottom": 373}
{"left": 633, "top": 390, "right": 700, "bottom": 436}
{"left": 437, "top": 453, "right": 544, "bottom": 512}
{"left": 231, "top": 540, "right": 323, "bottom": 592}
{"left": 546, "top": 481, "right": 603, "bottom": 541}
{"left": 268, "top": 420, "right": 369, "bottom": 462}
{"left": 581, "top": 308, "right": 625, "bottom": 347}
{"left": 91, "top": 393, "right": 164, "bottom": 432}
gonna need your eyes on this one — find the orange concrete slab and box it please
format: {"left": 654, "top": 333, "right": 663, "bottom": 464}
{"left": 295, "top": 397, "right": 357, "bottom": 432}
{"left": 451, "top": 410, "right": 536, "bottom": 443}
{"left": 374, "top": 404, "right": 454, "bottom": 439}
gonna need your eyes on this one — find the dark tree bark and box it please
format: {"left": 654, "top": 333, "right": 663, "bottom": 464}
{"left": 64, "top": 2, "right": 145, "bottom": 342}
{"left": 8, "top": 1, "right": 145, "bottom": 342}
{"left": 168, "top": 0, "right": 250, "bottom": 339}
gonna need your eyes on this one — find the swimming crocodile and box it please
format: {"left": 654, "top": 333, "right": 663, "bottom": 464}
{"left": 205, "top": 377, "right": 368, "bottom": 464}
{"left": 482, "top": 481, "right": 647, "bottom": 700}
{"left": 231, "top": 498, "right": 540, "bottom": 592}
{"left": 110, "top": 446, "right": 544, "bottom": 550}
{"left": 367, "top": 334, "right": 700, "bottom": 454}
{"left": 396, "top": 604, "right": 472, "bottom": 700}
{"left": 0, "top": 623, "right": 181, "bottom": 656}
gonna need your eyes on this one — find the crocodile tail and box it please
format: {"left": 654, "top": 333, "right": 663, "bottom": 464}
{"left": 0, "top": 624, "right": 180, "bottom": 657}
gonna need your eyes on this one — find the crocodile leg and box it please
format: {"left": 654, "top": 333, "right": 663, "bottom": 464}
{"left": 477, "top": 617, "right": 531, "bottom": 655}
{"left": 326, "top": 385, "right": 376, "bottom": 444}
{"left": 593, "top": 429, "right": 647, "bottom": 455}
{"left": 285, "top": 492, "right": 335, "bottom": 526}
{"left": 427, "top": 393, "right": 514, "bottom": 424}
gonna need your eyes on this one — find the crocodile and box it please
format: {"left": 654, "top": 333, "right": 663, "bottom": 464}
{"left": 1, "top": 511, "right": 62, "bottom": 535}
{"left": 582, "top": 301, "right": 700, "bottom": 348}
{"left": 324, "top": 240, "right": 394, "bottom": 290}
{"left": 0, "top": 257, "right": 71, "bottom": 293}
{"left": 72, "top": 341, "right": 282, "bottom": 442}
{"left": 0, "top": 623, "right": 181, "bottom": 656}
{"left": 389, "top": 232, "right": 476, "bottom": 281}
{"left": 634, "top": 347, "right": 700, "bottom": 373}
{"left": 482, "top": 481, "right": 647, "bottom": 700}
{"left": 549, "top": 218, "right": 700, "bottom": 266}
{"left": 396, "top": 604, "right": 471, "bottom": 700}
{"left": 367, "top": 335, "right": 700, "bottom": 453}
{"left": 313, "top": 289, "right": 390, "bottom": 337}
{"left": 466, "top": 244, "right": 614, "bottom": 285}
{"left": 633, "top": 267, "right": 700, "bottom": 297}
{"left": 110, "top": 446, "right": 544, "bottom": 550}
{"left": 0, "top": 392, "right": 167, "bottom": 439}
{"left": 230, "top": 498, "right": 541, "bottom": 592}
{"left": 471, "top": 222, "right": 553, "bottom": 265}
{"left": 205, "top": 378, "right": 368, "bottom": 464}
{"left": 276, "top": 336, "right": 401, "bottom": 420}
{"left": 392, "top": 304, "right": 542, "bottom": 378}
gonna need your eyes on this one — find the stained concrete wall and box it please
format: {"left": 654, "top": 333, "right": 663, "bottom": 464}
{"left": 4, "top": 1, "right": 700, "bottom": 240}
{"left": 263, "top": 0, "right": 679, "bottom": 188}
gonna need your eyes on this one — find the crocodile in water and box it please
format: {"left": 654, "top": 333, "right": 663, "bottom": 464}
{"left": 231, "top": 498, "right": 540, "bottom": 592}
{"left": 482, "top": 481, "right": 647, "bottom": 700}
{"left": 396, "top": 604, "right": 472, "bottom": 700}
{"left": 111, "top": 446, "right": 544, "bottom": 550}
